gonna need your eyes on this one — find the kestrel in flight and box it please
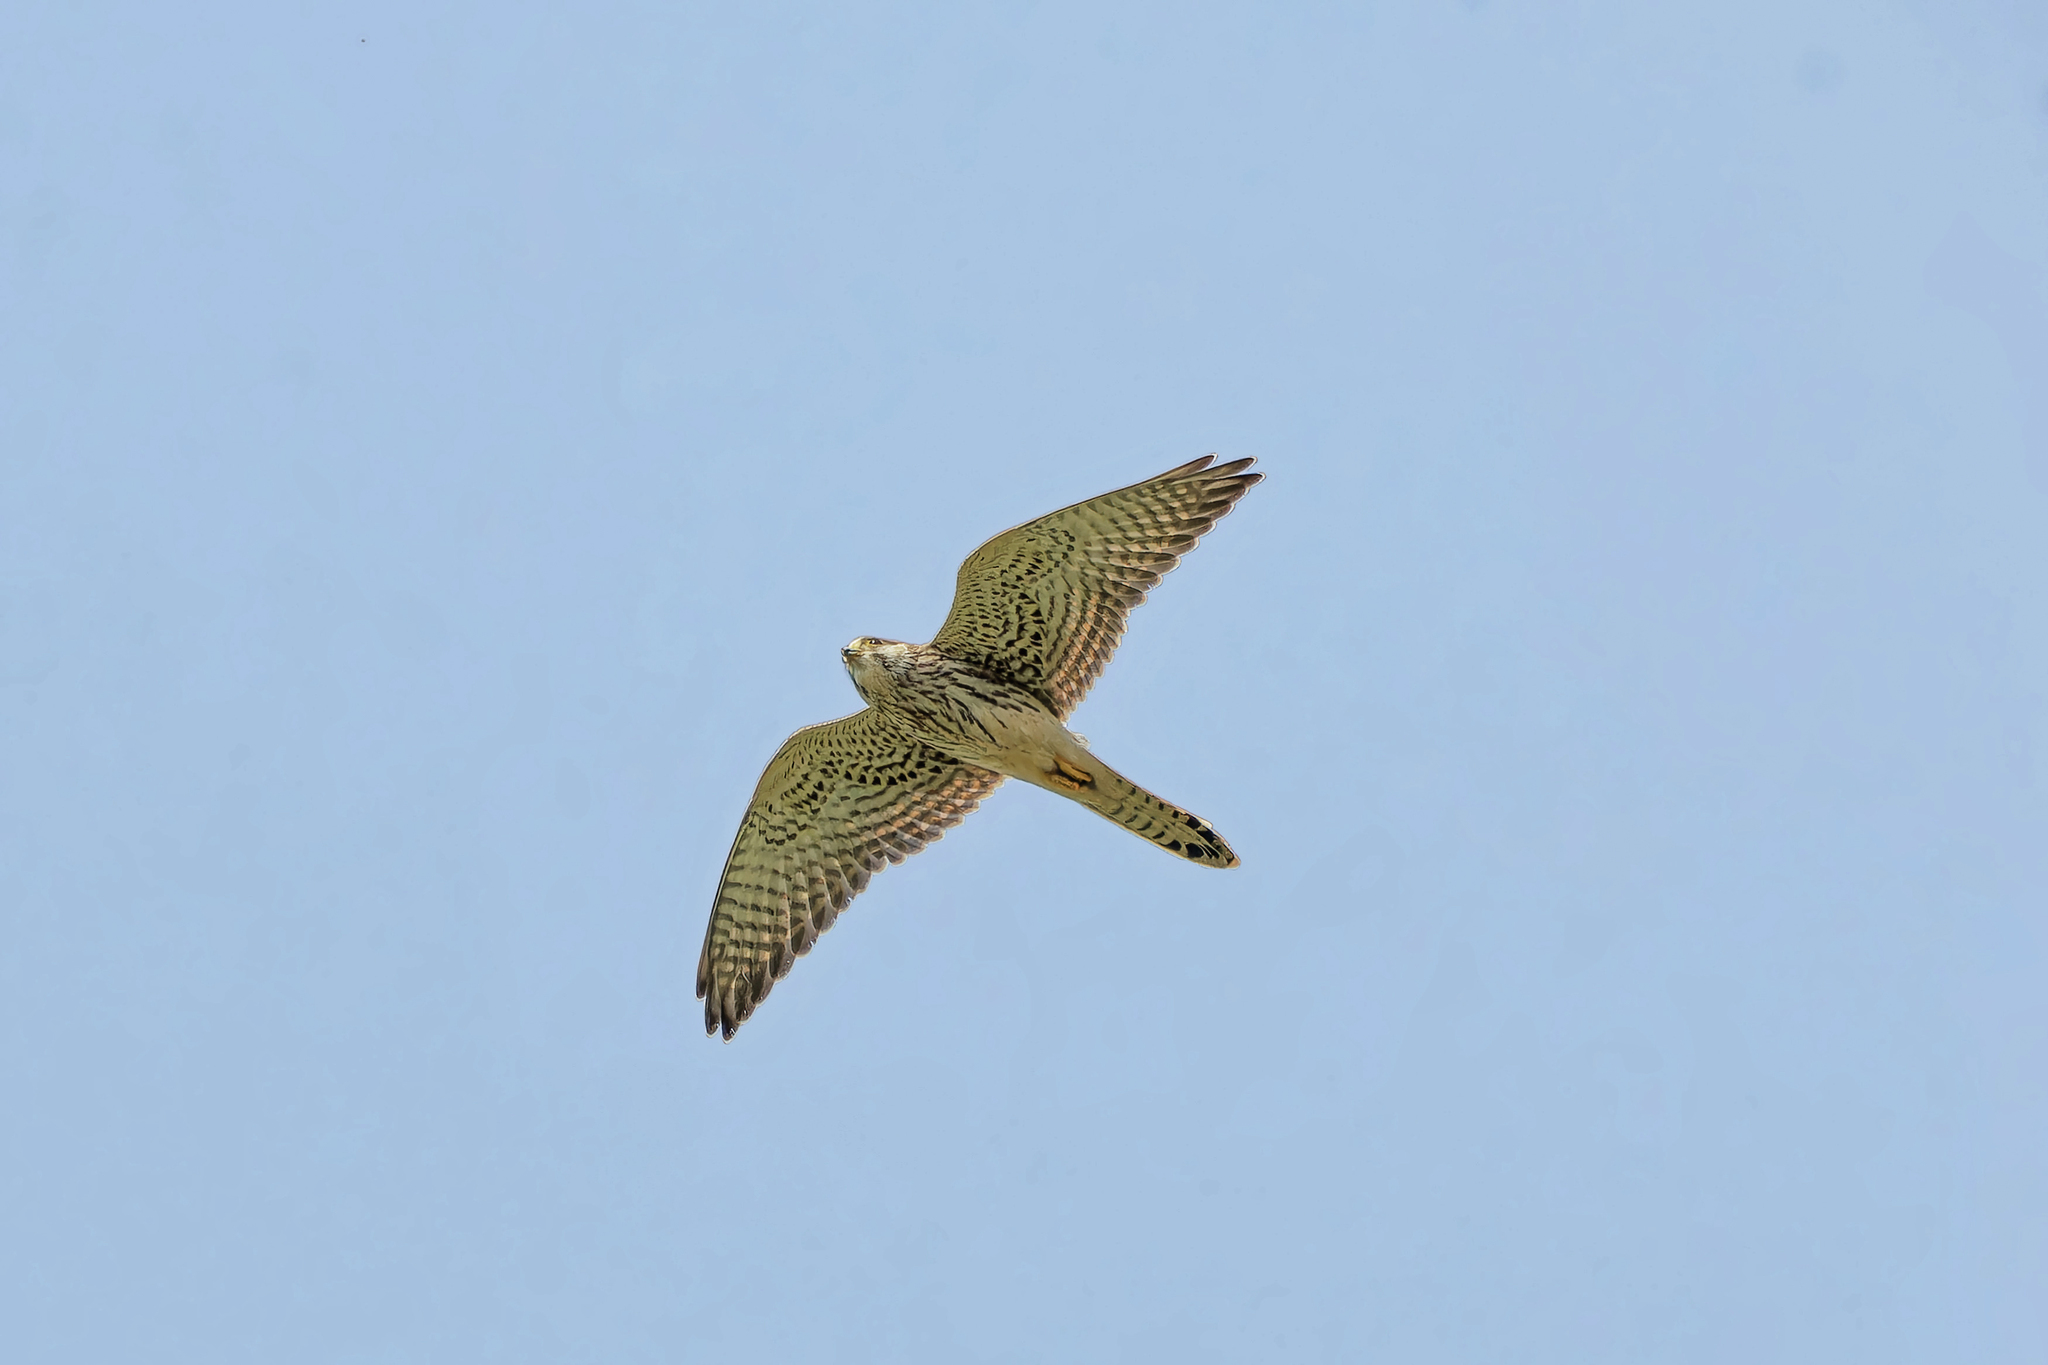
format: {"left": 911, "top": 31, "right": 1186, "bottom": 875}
{"left": 696, "top": 455, "right": 1261, "bottom": 1039}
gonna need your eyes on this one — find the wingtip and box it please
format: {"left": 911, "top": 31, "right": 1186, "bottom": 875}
{"left": 703, "top": 984, "right": 746, "bottom": 1041}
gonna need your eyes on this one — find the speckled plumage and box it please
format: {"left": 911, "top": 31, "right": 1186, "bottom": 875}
{"left": 697, "top": 455, "right": 1260, "bottom": 1039}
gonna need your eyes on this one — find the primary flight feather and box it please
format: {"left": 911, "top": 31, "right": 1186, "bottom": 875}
{"left": 697, "top": 455, "right": 1261, "bottom": 1039}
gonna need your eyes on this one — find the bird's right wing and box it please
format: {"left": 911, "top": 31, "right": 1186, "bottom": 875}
{"left": 697, "top": 708, "right": 1004, "bottom": 1040}
{"left": 930, "top": 455, "right": 1260, "bottom": 719}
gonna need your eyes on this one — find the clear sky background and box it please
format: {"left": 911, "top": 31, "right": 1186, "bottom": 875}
{"left": 4, "top": 2, "right": 2045, "bottom": 1360}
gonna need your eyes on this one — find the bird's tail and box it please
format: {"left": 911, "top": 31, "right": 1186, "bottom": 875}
{"left": 1050, "top": 753, "right": 1239, "bottom": 868}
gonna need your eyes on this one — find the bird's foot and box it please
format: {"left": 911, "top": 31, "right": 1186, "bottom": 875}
{"left": 1050, "top": 756, "right": 1095, "bottom": 791}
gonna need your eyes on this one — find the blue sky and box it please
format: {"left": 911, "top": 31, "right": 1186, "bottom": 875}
{"left": 3, "top": 2, "right": 2045, "bottom": 1360}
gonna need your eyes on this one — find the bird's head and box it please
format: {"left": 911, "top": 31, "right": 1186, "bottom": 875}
{"left": 841, "top": 636, "right": 904, "bottom": 694}
{"left": 841, "top": 635, "right": 885, "bottom": 661}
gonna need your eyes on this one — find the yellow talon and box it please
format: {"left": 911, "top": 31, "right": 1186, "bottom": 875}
{"left": 1052, "top": 756, "right": 1095, "bottom": 791}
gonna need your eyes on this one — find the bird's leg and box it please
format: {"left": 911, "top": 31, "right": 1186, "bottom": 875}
{"left": 1050, "top": 755, "right": 1096, "bottom": 791}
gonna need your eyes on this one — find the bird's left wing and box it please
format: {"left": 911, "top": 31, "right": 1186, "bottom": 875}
{"left": 697, "top": 708, "right": 1004, "bottom": 1040}
{"left": 929, "top": 455, "right": 1260, "bottom": 719}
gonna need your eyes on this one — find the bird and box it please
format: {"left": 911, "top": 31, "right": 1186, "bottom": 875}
{"left": 695, "top": 455, "right": 1261, "bottom": 1039}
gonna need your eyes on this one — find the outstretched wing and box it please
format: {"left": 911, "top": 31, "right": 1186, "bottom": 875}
{"left": 697, "top": 709, "right": 1003, "bottom": 1040}
{"left": 930, "top": 455, "right": 1260, "bottom": 719}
